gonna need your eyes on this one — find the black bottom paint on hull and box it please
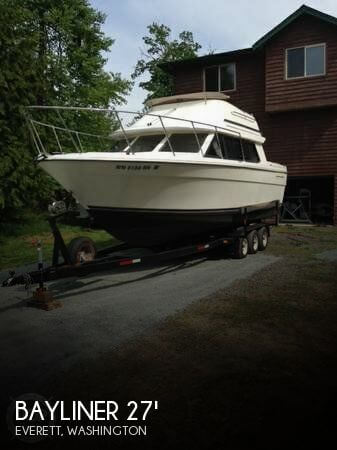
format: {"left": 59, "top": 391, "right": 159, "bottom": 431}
{"left": 88, "top": 202, "right": 279, "bottom": 247}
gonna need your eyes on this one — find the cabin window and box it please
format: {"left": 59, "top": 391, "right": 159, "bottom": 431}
{"left": 206, "top": 136, "right": 223, "bottom": 158}
{"left": 222, "top": 136, "right": 243, "bottom": 161}
{"left": 242, "top": 140, "right": 260, "bottom": 162}
{"left": 204, "top": 63, "right": 236, "bottom": 92}
{"left": 161, "top": 134, "right": 207, "bottom": 153}
{"left": 205, "top": 135, "right": 243, "bottom": 160}
{"left": 206, "top": 136, "right": 260, "bottom": 162}
{"left": 129, "top": 135, "right": 164, "bottom": 152}
{"left": 111, "top": 139, "right": 128, "bottom": 152}
{"left": 286, "top": 44, "right": 325, "bottom": 79}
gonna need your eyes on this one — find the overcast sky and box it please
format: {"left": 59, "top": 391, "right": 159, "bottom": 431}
{"left": 90, "top": 0, "right": 337, "bottom": 111}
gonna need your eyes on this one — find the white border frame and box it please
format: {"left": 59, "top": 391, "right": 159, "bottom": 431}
{"left": 203, "top": 63, "right": 237, "bottom": 92}
{"left": 285, "top": 43, "right": 326, "bottom": 80}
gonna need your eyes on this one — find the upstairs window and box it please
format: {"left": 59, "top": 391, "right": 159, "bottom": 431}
{"left": 286, "top": 44, "right": 325, "bottom": 79}
{"left": 204, "top": 63, "right": 236, "bottom": 92}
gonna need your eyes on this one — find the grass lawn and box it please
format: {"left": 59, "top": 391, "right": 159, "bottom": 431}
{"left": 45, "top": 224, "right": 337, "bottom": 450}
{"left": 0, "top": 210, "right": 116, "bottom": 270}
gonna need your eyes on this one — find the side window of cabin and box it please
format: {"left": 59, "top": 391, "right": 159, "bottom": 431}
{"left": 242, "top": 141, "right": 260, "bottom": 163}
{"left": 205, "top": 136, "right": 259, "bottom": 162}
{"left": 206, "top": 136, "right": 223, "bottom": 158}
{"left": 222, "top": 137, "right": 243, "bottom": 161}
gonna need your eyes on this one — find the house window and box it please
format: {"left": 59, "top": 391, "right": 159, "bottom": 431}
{"left": 204, "top": 63, "right": 236, "bottom": 91}
{"left": 286, "top": 44, "right": 325, "bottom": 79}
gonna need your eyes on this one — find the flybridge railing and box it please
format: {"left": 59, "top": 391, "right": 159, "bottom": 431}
{"left": 25, "top": 105, "right": 242, "bottom": 157}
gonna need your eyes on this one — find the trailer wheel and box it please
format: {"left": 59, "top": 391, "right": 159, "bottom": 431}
{"left": 247, "top": 230, "right": 259, "bottom": 254}
{"left": 257, "top": 227, "right": 269, "bottom": 251}
{"left": 67, "top": 237, "right": 97, "bottom": 265}
{"left": 232, "top": 237, "right": 249, "bottom": 259}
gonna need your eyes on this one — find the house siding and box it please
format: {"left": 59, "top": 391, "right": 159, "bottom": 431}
{"left": 262, "top": 109, "right": 337, "bottom": 179}
{"left": 169, "top": 13, "right": 337, "bottom": 224}
{"left": 335, "top": 176, "right": 337, "bottom": 222}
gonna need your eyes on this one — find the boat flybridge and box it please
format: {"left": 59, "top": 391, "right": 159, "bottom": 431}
{"left": 27, "top": 92, "right": 287, "bottom": 246}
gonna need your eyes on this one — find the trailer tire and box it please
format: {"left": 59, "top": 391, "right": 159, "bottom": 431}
{"left": 247, "top": 230, "right": 259, "bottom": 254}
{"left": 257, "top": 227, "right": 269, "bottom": 251}
{"left": 67, "top": 237, "right": 97, "bottom": 265}
{"left": 232, "top": 237, "right": 249, "bottom": 259}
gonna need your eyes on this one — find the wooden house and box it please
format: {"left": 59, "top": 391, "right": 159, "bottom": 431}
{"left": 161, "top": 4, "right": 337, "bottom": 224}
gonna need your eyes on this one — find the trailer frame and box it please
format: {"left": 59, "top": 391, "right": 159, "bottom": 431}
{"left": 2, "top": 202, "right": 279, "bottom": 289}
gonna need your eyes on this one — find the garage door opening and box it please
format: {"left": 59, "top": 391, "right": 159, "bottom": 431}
{"left": 281, "top": 176, "right": 334, "bottom": 224}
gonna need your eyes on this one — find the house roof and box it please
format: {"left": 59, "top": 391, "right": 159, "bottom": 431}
{"left": 160, "top": 48, "right": 252, "bottom": 74}
{"left": 252, "top": 4, "right": 337, "bottom": 49}
{"left": 161, "top": 4, "right": 337, "bottom": 73}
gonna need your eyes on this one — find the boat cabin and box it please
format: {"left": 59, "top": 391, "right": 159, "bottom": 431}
{"left": 112, "top": 92, "right": 267, "bottom": 164}
{"left": 112, "top": 132, "right": 264, "bottom": 162}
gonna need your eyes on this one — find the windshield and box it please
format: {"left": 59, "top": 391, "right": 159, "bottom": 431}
{"left": 129, "top": 135, "right": 164, "bottom": 152}
{"left": 110, "top": 139, "right": 128, "bottom": 152}
{"left": 161, "top": 134, "right": 207, "bottom": 153}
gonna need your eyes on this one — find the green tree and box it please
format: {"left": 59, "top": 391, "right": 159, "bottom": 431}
{"left": 132, "top": 23, "right": 201, "bottom": 102}
{"left": 26, "top": 0, "right": 131, "bottom": 107}
{"left": 0, "top": 0, "right": 132, "bottom": 220}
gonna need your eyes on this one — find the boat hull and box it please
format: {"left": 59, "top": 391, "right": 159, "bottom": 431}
{"left": 88, "top": 203, "right": 279, "bottom": 246}
{"left": 39, "top": 157, "right": 286, "bottom": 246}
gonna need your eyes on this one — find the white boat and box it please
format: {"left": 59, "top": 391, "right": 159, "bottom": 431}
{"left": 28, "top": 92, "right": 287, "bottom": 246}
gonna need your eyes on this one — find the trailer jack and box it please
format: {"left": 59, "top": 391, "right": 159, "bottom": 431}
{"left": 29, "top": 239, "right": 62, "bottom": 311}
{"left": 27, "top": 286, "right": 62, "bottom": 311}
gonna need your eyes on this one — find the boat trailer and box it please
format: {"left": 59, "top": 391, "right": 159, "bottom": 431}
{"left": 1, "top": 204, "right": 279, "bottom": 309}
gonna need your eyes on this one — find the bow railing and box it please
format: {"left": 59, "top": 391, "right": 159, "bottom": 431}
{"left": 25, "top": 105, "right": 242, "bottom": 157}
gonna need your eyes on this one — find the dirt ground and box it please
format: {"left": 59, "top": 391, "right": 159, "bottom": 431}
{"left": 6, "top": 226, "right": 337, "bottom": 449}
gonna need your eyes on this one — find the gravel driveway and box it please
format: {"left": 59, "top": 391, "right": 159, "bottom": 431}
{"left": 0, "top": 252, "right": 278, "bottom": 404}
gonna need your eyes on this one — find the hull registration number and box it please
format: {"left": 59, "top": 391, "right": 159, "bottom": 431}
{"left": 116, "top": 164, "right": 160, "bottom": 171}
